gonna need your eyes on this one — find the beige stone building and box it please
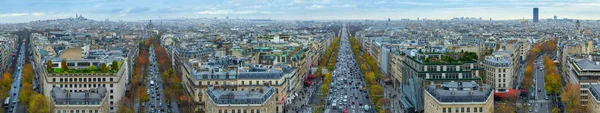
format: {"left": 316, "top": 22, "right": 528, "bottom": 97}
{"left": 41, "top": 58, "right": 129, "bottom": 113}
{"left": 204, "top": 86, "right": 276, "bottom": 113}
{"left": 424, "top": 82, "right": 494, "bottom": 113}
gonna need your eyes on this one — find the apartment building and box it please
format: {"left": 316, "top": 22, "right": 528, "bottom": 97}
{"left": 482, "top": 51, "right": 513, "bottom": 92}
{"left": 181, "top": 57, "right": 294, "bottom": 113}
{"left": 41, "top": 58, "right": 129, "bottom": 113}
{"left": 565, "top": 56, "right": 600, "bottom": 106}
{"left": 424, "top": 82, "right": 494, "bottom": 113}
{"left": 400, "top": 47, "right": 483, "bottom": 112}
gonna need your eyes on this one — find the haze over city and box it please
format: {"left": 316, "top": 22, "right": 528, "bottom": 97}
{"left": 2, "top": 0, "right": 600, "bottom": 113}
{"left": 2, "top": 0, "right": 600, "bottom": 23}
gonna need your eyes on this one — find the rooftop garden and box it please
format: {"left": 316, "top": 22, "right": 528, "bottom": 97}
{"left": 47, "top": 59, "right": 124, "bottom": 74}
{"left": 421, "top": 50, "right": 478, "bottom": 64}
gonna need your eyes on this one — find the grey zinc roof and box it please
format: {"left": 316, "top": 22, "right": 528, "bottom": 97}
{"left": 206, "top": 86, "right": 275, "bottom": 104}
{"left": 426, "top": 82, "right": 493, "bottom": 103}
{"left": 576, "top": 59, "right": 600, "bottom": 71}
{"left": 51, "top": 87, "right": 107, "bottom": 105}
{"left": 590, "top": 84, "right": 600, "bottom": 101}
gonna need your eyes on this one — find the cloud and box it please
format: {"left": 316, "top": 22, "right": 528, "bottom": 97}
{"left": 0, "top": 12, "right": 45, "bottom": 17}
{"left": 118, "top": 9, "right": 130, "bottom": 16}
{"left": 195, "top": 10, "right": 281, "bottom": 15}
{"left": 305, "top": 4, "right": 324, "bottom": 9}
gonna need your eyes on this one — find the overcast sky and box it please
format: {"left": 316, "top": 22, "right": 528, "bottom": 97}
{"left": 1, "top": 0, "right": 600, "bottom": 23}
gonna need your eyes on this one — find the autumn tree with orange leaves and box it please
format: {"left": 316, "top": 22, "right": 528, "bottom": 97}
{"left": 562, "top": 84, "right": 588, "bottom": 113}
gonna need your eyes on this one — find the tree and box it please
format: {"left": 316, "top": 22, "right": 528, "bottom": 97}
{"left": 19, "top": 83, "right": 33, "bottom": 105}
{"left": 365, "top": 72, "right": 376, "bottom": 85}
{"left": 319, "top": 84, "right": 329, "bottom": 96}
{"left": 562, "top": 84, "right": 585, "bottom": 113}
{"left": 138, "top": 87, "right": 149, "bottom": 103}
{"left": 116, "top": 106, "right": 135, "bottom": 113}
{"left": 552, "top": 107, "right": 560, "bottom": 113}
{"left": 369, "top": 85, "right": 384, "bottom": 105}
{"left": 28, "top": 94, "right": 53, "bottom": 113}
{"left": 61, "top": 59, "right": 68, "bottom": 72}
{"left": 46, "top": 60, "right": 53, "bottom": 72}
{"left": 0, "top": 72, "right": 13, "bottom": 99}
{"left": 88, "top": 65, "right": 98, "bottom": 72}
{"left": 112, "top": 60, "right": 120, "bottom": 72}
{"left": 323, "top": 72, "right": 332, "bottom": 85}
{"left": 22, "top": 63, "right": 34, "bottom": 84}
{"left": 494, "top": 102, "right": 515, "bottom": 113}
{"left": 545, "top": 73, "right": 561, "bottom": 94}
{"left": 100, "top": 63, "right": 108, "bottom": 73}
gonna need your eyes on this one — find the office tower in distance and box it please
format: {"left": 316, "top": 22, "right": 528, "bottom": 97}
{"left": 533, "top": 8, "right": 539, "bottom": 22}
{"left": 554, "top": 15, "right": 558, "bottom": 21}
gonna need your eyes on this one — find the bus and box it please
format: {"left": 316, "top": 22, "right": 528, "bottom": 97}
{"left": 4, "top": 97, "right": 10, "bottom": 109}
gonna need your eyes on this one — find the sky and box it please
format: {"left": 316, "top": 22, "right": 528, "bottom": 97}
{"left": 1, "top": 0, "right": 600, "bottom": 23}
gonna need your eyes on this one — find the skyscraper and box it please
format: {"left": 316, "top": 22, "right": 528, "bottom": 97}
{"left": 533, "top": 8, "right": 539, "bottom": 22}
{"left": 554, "top": 15, "right": 558, "bottom": 21}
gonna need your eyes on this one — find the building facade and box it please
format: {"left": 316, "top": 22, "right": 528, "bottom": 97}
{"left": 482, "top": 51, "right": 513, "bottom": 92}
{"left": 400, "top": 48, "right": 483, "bottom": 112}
{"left": 423, "top": 82, "right": 494, "bottom": 113}
{"left": 41, "top": 58, "right": 128, "bottom": 113}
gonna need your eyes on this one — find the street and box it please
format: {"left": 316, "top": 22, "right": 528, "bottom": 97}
{"left": 6, "top": 41, "right": 26, "bottom": 113}
{"left": 530, "top": 55, "right": 551, "bottom": 113}
{"left": 323, "top": 25, "right": 374, "bottom": 113}
{"left": 144, "top": 45, "right": 180, "bottom": 113}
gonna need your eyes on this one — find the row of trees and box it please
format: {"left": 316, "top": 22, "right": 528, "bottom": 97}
{"left": 543, "top": 55, "right": 561, "bottom": 96}
{"left": 20, "top": 63, "right": 54, "bottom": 113}
{"left": 349, "top": 36, "right": 386, "bottom": 112}
{"left": 151, "top": 34, "right": 195, "bottom": 113}
{"left": 120, "top": 39, "right": 151, "bottom": 112}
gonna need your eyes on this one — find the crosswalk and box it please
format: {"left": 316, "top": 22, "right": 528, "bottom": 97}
{"left": 528, "top": 100, "right": 550, "bottom": 103}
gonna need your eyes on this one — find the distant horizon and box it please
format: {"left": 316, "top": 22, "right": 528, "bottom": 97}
{"left": 2, "top": 0, "right": 600, "bottom": 23}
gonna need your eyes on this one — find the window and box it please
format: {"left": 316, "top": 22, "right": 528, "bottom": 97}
{"left": 443, "top": 108, "right": 446, "bottom": 113}
{"left": 238, "top": 109, "right": 241, "bottom": 113}
{"left": 53, "top": 78, "right": 56, "bottom": 82}
{"left": 455, "top": 108, "right": 458, "bottom": 113}
{"left": 461, "top": 107, "right": 464, "bottom": 112}
{"left": 244, "top": 110, "right": 247, "bottom": 113}
{"left": 102, "top": 78, "right": 106, "bottom": 82}
{"left": 256, "top": 110, "right": 260, "bottom": 113}
{"left": 110, "top": 84, "right": 113, "bottom": 87}
{"left": 219, "top": 110, "right": 222, "bottom": 113}
{"left": 448, "top": 108, "right": 452, "bottom": 113}
{"left": 480, "top": 107, "right": 483, "bottom": 112}
{"left": 276, "top": 81, "right": 278, "bottom": 85}
{"left": 467, "top": 107, "right": 470, "bottom": 112}
{"left": 224, "top": 110, "right": 227, "bottom": 113}
{"left": 256, "top": 81, "right": 259, "bottom": 85}
{"left": 242, "top": 81, "right": 245, "bottom": 85}
{"left": 216, "top": 81, "right": 219, "bottom": 85}
{"left": 110, "top": 78, "right": 113, "bottom": 82}
{"left": 251, "top": 109, "right": 254, "bottom": 113}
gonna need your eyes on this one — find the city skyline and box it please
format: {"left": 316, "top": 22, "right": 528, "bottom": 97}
{"left": 1, "top": 0, "right": 600, "bottom": 23}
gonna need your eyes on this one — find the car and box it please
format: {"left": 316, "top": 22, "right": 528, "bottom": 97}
{"left": 538, "top": 89, "right": 541, "bottom": 92}
{"left": 352, "top": 101, "right": 355, "bottom": 105}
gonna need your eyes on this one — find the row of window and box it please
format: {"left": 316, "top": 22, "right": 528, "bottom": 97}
{"left": 53, "top": 77, "right": 113, "bottom": 83}
{"left": 56, "top": 110, "right": 99, "bottom": 113}
{"left": 218, "top": 109, "right": 261, "bottom": 113}
{"left": 442, "top": 107, "right": 484, "bottom": 113}
{"left": 200, "top": 80, "right": 281, "bottom": 86}
{"left": 56, "top": 84, "right": 113, "bottom": 89}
